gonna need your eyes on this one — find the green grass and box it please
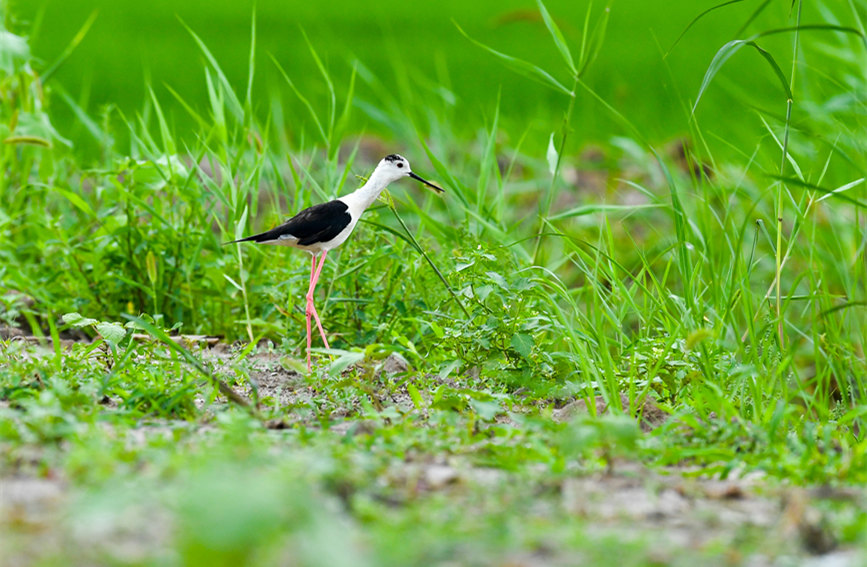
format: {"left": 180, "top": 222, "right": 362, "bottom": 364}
{"left": 3, "top": 0, "right": 867, "bottom": 564}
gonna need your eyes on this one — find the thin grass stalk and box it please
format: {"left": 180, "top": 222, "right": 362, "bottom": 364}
{"left": 532, "top": 79, "right": 578, "bottom": 264}
{"left": 775, "top": 1, "right": 801, "bottom": 348}
{"left": 387, "top": 202, "right": 471, "bottom": 319}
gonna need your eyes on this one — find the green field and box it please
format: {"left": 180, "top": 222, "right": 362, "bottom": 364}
{"left": 2, "top": 0, "right": 867, "bottom": 565}
{"left": 13, "top": 0, "right": 809, "bottom": 151}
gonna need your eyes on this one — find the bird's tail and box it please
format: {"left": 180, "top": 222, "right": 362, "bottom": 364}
{"left": 223, "top": 234, "right": 261, "bottom": 246}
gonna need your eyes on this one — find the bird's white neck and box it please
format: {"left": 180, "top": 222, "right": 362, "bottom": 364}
{"left": 342, "top": 168, "right": 393, "bottom": 213}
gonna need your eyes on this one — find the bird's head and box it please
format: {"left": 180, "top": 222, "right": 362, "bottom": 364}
{"left": 377, "top": 154, "right": 444, "bottom": 194}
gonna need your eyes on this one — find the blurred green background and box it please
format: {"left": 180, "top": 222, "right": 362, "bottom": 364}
{"left": 10, "top": 0, "right": 803, "bottom": 155}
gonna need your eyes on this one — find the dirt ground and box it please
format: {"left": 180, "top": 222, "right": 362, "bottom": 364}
{"left": 1, "top": 340, "right": 865, "bottom": 566}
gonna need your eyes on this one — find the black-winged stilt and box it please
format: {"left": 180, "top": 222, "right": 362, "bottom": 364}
{"left": 227, "top": 154, "right": 444, "bottom": 371}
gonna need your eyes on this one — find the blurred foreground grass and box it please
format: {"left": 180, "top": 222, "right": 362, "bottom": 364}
{"left": 2, "top": 0, "right": 867, "bottom": 564}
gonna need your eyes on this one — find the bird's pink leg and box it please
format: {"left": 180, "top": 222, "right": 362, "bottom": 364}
{"left": 307, "top": 251, "right": 330, "bottom": 348}
{"left": 305, "top": 254, "right": 316, "bottom": 372}
{"left": 305, "top": 251, "right": 330, "bottom": 371}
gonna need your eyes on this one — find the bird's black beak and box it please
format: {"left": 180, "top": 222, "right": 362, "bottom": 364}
{"left": 409, "top": 171, "right": 445, "bottom": 194}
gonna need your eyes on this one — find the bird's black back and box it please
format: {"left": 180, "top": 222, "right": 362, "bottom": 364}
{"left": 229, "top": 199, "right": 351, "bottom": 246}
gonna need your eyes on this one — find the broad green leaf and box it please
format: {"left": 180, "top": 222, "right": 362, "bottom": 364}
{"left": 511, "top": 333, "right": 534, "bottom": 358}
{"left": 325, "top": 349, "right": 365, "bottom": 374}
{"left": 62, "top": 312, "right": 97, "bottom": 327}
{"left": 485, "top": 271, "right": 508, "bottom": 290}
{"left": 96, "top": 322, "right": 126, "bottom": 345}
{"left": 429, "top": 321, "right": 444, "bottom": 339}
{"left": 469, "top": 399, "right": 502, "bottom": 421}
{"left": 53, "top": 187, "right": 95, "bottom": 218}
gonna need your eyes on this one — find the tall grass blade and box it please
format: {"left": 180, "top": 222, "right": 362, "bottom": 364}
{"left": 770, "top": 176, "right": 867, "bottom": 209}
{"left": 148, "top": 86, "right": 176, "bottom": 155}
{"left": 179, "top": 17, "right": 244, "bottom": 122}
{"left": 666, "top": 0, "right": 747, "bottom": 56}
{"left": 536, "top": 0, "right": 576, "bottom": 74}
{"left": 333, "top": 62, "right": 357, "bottom": 151}
{"left": 695, "top": 24, "right": 867, "bottom": 114}
{"left": 387, "top": 203, "right": 471, "bottom": 319}
{"left": 454, "top": 21, "right": 572, "bottom": 96}
{"left": 269, "top": 53, "right": 328, "bottom": 146}
{"left": 301, "top": 29, "right": 336, "bottom": 146}
{"left": 577, "top": 3, "right": 610, "bottom": 78}
{"left": 732, "top": 0, "right": 773, "bottom": 38}
{"left": 693, "top": 40, "right": 793, "bottom": 115}
{"left": 548, "top": 203, "right": 664, "bottom": 220}
{"left": 40, "top": 10, "right": 98, "bottom": 83}
{"left": 244, "top": 8, "right": 257, "bottom": 111}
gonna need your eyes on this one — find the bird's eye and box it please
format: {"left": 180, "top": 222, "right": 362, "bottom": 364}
{"left": 396, "top": 162, "right": 404, "bottom": 168}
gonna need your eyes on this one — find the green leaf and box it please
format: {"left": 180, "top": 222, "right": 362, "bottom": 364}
{"left": 146, "top": 251, "right": 158, "bottom": 285}
{"left": 40, "top": 10, "right": 98, "bottom": 84}
{"left": 666, "top": 0, "right": 749, "bottom": 57}
{"left": 2, "top": 136, "right": 51, "bottom": 147}
{"left": 123, "top": 314, "right": 251, "bottom": 409}
{"left": 548, "top": 203, "right": 663, "bottom": 220}
{"left": 468, "top": 399, "right": 502, "bottom": 421}
{"left": 511, "top": 333, "right": 534, "bottom": 358}
{"left": 96, "top": 322, "right": 126, "bottom": 345}
{"left": 244, "top": 6, "right": 257, "bottom": 109}
{"left": 269, "top": 53, "right": 328, "bottom": 145}
{"left": 694, "top": 39, "right": 792, "bottom": 115}
{"left": 546, "top": 132, "right": 559, "bottom": 176}
{"left": 53, "top": 187, "right": 96, "bottom": 218}
{"left": 429, "top": 321, "right": 444, "bottom": 339}
{"left": 234, "top": 205, "right": 249, "bottom": 242}
{"left": 223, "top": 274, "right": 244, "bottom": 292}
{"left": 179, "top": 17, "right": 244, "bottom": 122}
{"left": 577, "top": 2, "right": 611, "bottom": 78}
{"left": 770, "top": 175, "right": 867, "bottom": 209}
{"left": 325, "top": 349, "right": 365, "bottom": 374}
{"left": 536, "top": 0, "right": 576, "bottom": 74}
{"left": 689, "top": 22, "right": 867, "bottom": 116}
{"left": 62, "top": 312, "right": 97, "bottom": 327}
{"left": 406, "top": 382, "right": 424, "bottom": 410}
{"left": 485, "top": 271, "right": 508, "bottom": 289}
{"left": 454, "top": 21, "right": 572, "bottom": 96}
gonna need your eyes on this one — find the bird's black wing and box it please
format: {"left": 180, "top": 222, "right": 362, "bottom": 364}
{"left": 227, "top": 200, "right": 351, "bottom": 246}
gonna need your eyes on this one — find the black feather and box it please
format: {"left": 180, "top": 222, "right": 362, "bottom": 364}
{"left": 226, "top": 200, "right": 351, "bottom": 246}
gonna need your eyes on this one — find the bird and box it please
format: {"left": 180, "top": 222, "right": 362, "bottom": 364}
{"left": 227, "top": 154, "right": 445, "bottom": 372}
